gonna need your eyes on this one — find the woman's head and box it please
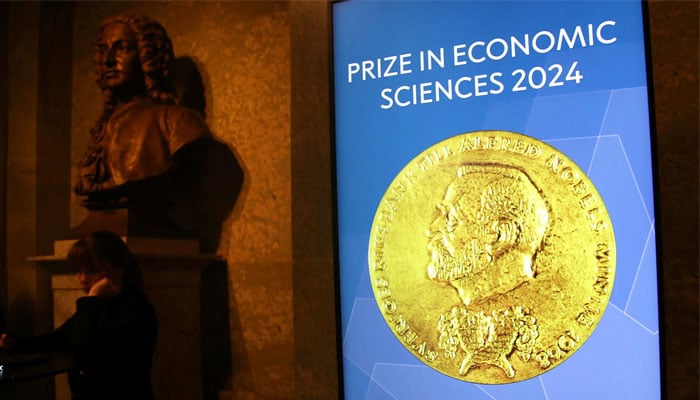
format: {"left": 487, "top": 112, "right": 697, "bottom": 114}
{"left": 68, "top": 230, "right": 143, "bottom": 293}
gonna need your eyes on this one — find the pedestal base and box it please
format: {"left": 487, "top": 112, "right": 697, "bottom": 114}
{"left": 70, "top": 208, "right": 199, "bottom": 242}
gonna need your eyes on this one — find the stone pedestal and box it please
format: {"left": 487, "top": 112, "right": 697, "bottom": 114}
{"left": 30, "top": 237, "right": 217, "bottom": 400}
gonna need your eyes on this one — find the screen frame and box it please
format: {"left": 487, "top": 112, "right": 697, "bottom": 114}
{"left": 640, "top": 2, "right": 667, "bottom": 399}
{"left": 328, "top": 1, "right": 668, "bottom": 399}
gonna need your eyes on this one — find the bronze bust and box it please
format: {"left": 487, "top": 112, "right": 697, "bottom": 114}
{"left": 74, "top": 14, "right": 241, "bottom": 245}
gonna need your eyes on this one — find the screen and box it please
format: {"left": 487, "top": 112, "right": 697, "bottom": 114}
{"left": 332, "top": 1, "right": 662, "bottom": 399}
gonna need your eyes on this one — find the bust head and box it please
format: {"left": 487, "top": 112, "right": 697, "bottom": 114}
{"left": 426, "top": 163, "right": 550, "bottom": 306}
{"left": 94, "top": 14, "right": 177, "bottom": 105}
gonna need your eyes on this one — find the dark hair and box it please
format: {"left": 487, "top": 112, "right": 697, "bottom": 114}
{"left": 68, "top": 230, "right": 144, "bottom": 291}
{"left": 76, "top": 14, "right": 178, "bottom": 194}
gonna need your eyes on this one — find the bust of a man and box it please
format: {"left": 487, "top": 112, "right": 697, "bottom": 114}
{"left": 73, "top": 14, "right": 239, "bottom": 241}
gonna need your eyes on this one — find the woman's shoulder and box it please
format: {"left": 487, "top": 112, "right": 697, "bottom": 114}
{"left": 113, "top": 288, "right": 156, "bottom": 316}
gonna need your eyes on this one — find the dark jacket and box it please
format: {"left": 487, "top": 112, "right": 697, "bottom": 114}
{"left": 15, "top": 287, "right": 157, "bottom": 400}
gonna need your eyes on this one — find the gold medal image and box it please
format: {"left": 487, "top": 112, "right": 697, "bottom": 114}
{"left": 368, "top": 131, "right": 615, "bottom": 384}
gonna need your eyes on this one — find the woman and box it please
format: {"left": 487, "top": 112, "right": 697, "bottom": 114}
{"left": 0, "top": 230, "right": 157, "bottom": 400}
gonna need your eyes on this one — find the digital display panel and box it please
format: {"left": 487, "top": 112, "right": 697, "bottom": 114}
{"left": 332, "top": 1, "right": 662, "bottom": 399}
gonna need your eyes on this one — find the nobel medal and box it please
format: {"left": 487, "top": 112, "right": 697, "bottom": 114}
{"left": 368, "top": 131, "right": 615, "bottom": 383}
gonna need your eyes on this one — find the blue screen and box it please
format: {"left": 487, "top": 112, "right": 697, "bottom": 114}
{"left": 332, "top": 1, "right": 661, "bottom": 399}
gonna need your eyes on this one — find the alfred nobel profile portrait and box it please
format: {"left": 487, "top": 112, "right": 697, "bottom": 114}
{"left": 426, "top": 163, "right": 550, "bottom": 306}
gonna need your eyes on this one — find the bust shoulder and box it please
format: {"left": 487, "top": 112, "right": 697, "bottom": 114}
{"left": 157, "top": 102, "right": 212, "bottom": 155}
{"left": 112, "top": 97, "right": 212, "bottom": 154}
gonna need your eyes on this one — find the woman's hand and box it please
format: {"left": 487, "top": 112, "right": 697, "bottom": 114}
{"left": 0, "top": 333, "right": 15, "bottom": 349}
{"left": 87, "top": 277, "right": 122, "bottom": 298}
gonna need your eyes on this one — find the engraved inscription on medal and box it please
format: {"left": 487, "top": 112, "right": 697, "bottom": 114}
{"left": 377, "top": 279, "right": 439, "bottom": 363}
{"left": 576, "top": 242, "right": 613, "bottom": 328}
{"left": 545, "top": 153, "right": 609, "bottom": 233}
